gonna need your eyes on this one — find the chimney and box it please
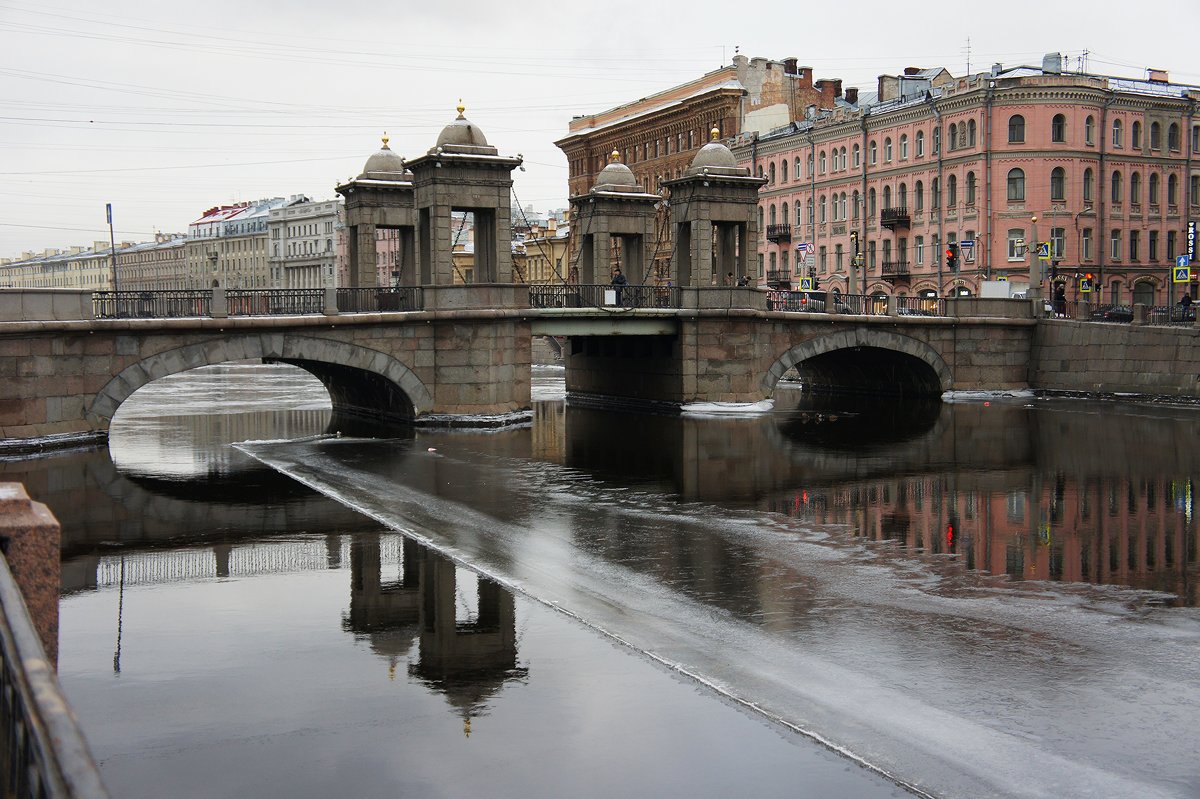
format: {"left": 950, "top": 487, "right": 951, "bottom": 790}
{"left": 93, "top": 241, "right": 109, "bottom": 252}
{"left": 814, "top": 79, "right": 837, "bottom": 107}
{"left": 904, "top": 66, "right": 921, "bottom": 76}
{"left": 796, "top": 66, "right": 813, "bottom": 89}
{"left": 1148, "top": 68, "right": 1169, "bottom": 83}
{"left": 548, "top": 217, "right": 557, "bottom": 233}
{"left": 845, "top": 87, "right": 859, "bottom": 105}
{"left": 1041, "top": 52, "right": 1062, "bottom": 74}
{"left": 783, "top": 58, "right": 798, "bottom": 75}
{"left": 991, "top": 63, "right": 1003, "bottom": 77}
{"left": 832, "top": 79, "right": 843, "bottom": 97}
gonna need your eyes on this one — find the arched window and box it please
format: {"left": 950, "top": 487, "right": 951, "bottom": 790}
{"left": 1051, "top": 114, "right": 1067, "bottom": 143}
{"left": 806, "top": 197, "right": 813, "bottom": 225}
{"left": 884, "top": 137, "right": 893, "bottom": 162}
{"left": 1132, "top": 120, "right": 1144, "bottom": 148}
{"left": 1168, "top": 123, "right": 1181, "bottom": 151}
{"left": 898, "top": 182, "right": 907, "bottom": 209}
{"left": 769, "top": 204, "right": 777, "bottom": 226}
{"left": 932, "top": 177, "right": 941, "bottom": 208}
{"left": 840, "top": 147, "right": 847, "bottom": 170}
{"left": 966, "top": 171, "right": 976, "bottom": 206}
{"left": 758, "top": 205, "right": 764, "bottom": 230}
{"left": 819, "top": 195, "right": 827, "bottom": 224}
{"left": 769, "top": 163, "right": 776, "bottom": 184}
{"left": 852, "top": 190, "right": 860, "bottom": 219}
{"left": 883, "top": 185, "right": 892, "bottom": 209}
{"left": 868, "top": 187, "right": 877, "bottom": 216}
{"left": 1085, "top": 115, "right": 1095, "bottom": 145}
{"left": 1006, "top": 168, "right": 1025, "bottom": 201}
{"left": 899, "top": 134, "right": 908, "bottom": 159}
{"left": 819, "top": 151, "right": 827, "bottom": 173}
{"left": 869, "top": 140, "right": 877, "bottom": 165}
{"left": 1168, "top": 173, "right": 1179, "bottom": 206}
{"left": 807, "top": 153, "right": 814, "bottom": 175}
{"left": 1149, "top": 173, "right": 1160, "bottom": 205}
{"left": 794, "top": 157, "right": 802, "bottom": 179}
{"left": 1111, "top": 170, "right": 1123, "bottom": 203}
{"left": 839, "top": 193, "right": 848, "bottom": 220}
{"left": 1150, "top": 121, "right": 1162, "bottom": 150}
{"left": 948, "top": 174, "right": 958, "bottom": 207}
{"left": 1008, "top": 114, "right": 1025, "bottom": 143}
{"left": 1112, "top": 119, "right": 1123, "bottom": 148}
{"left": 1083, "top": 168, "right": 1094, "bottom": 202}
{"left": 852, "top": 143, "right": 861, "bottom": 168}
{"left": 948, "top": 123, "right": 958, "bottom": 150}
{"left": 968, "top": 119, "right": 977, "bottom": 146}
{"left": 916, "top": 130, "right": 925, "bottom": 157}
{"left": 914, "top": 180, "right": 924, "bottom": 212}
{"left": 781, "top": 201, "right": 789, "bottom": 225}
{"left": 780, "top": 160, "right": 788, "bottom": 183}
{"left": 1131, "top": 171, "right": 1142, "bottom": 204}
{"left": 1050, "top": 167, "right": 1066, "bottom": 201}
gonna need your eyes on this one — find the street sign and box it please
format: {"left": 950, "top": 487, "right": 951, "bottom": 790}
{"left": 1037, "top": 242, "right": 1051, "bottom": 260}
{"left": 997, "top": 275, "right": 1008, "bottom": 282}
{"left": 1173, "top": 257, "right": 1190, "bottom": 283}
{"left": 799, "top": 277, "right": 813, "bottom": 291}
{"left": 960, "top": 239, "right": 976, "bottom": 263}
{"left": 1079, "top": 276, "right": 1093, "bottom": 293}
{"left": 804, "top": 253, "right": 815, "bottom": 268}
{"left": 1188, "top": 221, "right": 1196, "bottom": 260}
{"left": 959, "top": 239, "right": 974, "bottom": 250}
{"left": 796, "top": 242, "right": 809, "bottom": 253}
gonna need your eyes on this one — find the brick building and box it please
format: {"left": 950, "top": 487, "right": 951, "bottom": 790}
{"left": 734, "top": 55, "right": 1200, "bottom": 305}
{"left": 555, "top": 55, "right": 843, "bottom": 281}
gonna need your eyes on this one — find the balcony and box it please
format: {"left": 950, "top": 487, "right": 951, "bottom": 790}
{"left": 765, "top": 269, "right": 792, "bottom": 288}
{"left": 765, "top": 223, "right": 792, "bottom": 243}
{"left": 881, "top": 260, "right": 911, "bottom": 283}
{"left": 880, "top": 207, "right": 910, "bottom": 230}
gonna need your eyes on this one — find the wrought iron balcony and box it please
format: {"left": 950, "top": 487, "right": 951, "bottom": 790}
{"left": 880, "top": 207, "right": 910, "bottom": 229}
{"left": 765, "top": 223, "right": 792, "bottom": 243}
{"left": 765, "top": 269, "right": 791, "bottom": 288}
{"left": 881, "top": 260, "right": 911, "bottom": 282}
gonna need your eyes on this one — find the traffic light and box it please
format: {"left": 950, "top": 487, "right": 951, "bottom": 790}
{"left": 1085, "top": 272, "right": 1094, "bottom": 282}
{"left": 945, "top": 243, "right": 959, "bottom": 271}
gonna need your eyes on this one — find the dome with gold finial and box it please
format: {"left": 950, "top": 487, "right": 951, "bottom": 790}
{"left": 686, "top": 127, "right": 740, "bottom": 174}
{"left": 360, "top": 132, "right": 409, "bottom": 180}
{"left": 593, "top": 148, "right": 639, "bottom": 192}
{"left": 435, "top": 99, "right": 491, "bottom": 150}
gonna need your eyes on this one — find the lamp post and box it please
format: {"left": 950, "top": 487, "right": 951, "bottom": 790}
{"left": 106, "top": 203, "right": 118, "bottom": 293}
{"left": 1030, "top": 213, "right": 1040, "bottom": 302}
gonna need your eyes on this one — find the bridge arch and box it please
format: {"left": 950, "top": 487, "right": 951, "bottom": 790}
{"left": 763, "top": 328, "right": 953, "bottom": 397}
{"left": 86, "top": 333, "right": 434, "bottom": 431}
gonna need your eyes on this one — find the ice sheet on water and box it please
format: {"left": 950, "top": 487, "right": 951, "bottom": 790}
{"left": 941, "top": 389, "right": 1036, "bottom": 402}
{"left": 680, "top": 398, "right": 774, "bottom": 417}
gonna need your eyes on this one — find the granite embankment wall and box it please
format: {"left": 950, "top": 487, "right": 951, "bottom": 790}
{"left": 1031, "top": 319, "right": 1200, "bottom": 398}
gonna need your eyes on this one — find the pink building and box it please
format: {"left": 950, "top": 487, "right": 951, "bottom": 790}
{"left": 734, "top": 56, "right": 1200, "bottom": 306}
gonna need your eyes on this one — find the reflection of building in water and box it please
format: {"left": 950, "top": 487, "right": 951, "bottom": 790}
{"left": 342, "top": 534, "right": 525, "bottom": 727}
{"left": 773, "top": 473, "right": 1199, "bottom": 605}
{"left": 531, "top": 398, "right": 565, "bottom": 464}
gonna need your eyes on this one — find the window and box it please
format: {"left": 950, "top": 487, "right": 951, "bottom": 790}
{"left": 1008, "top": 114, "right": 1025, "bottom": 143}
{"left": 1083, "top": 168, "right": 1094, "bottom": 203}
{"left": 1110, "top": 229, "right": 1121, "bottom": 260}
{"left": 883, "top": 185, "right": 892, "bottom": 209}
{"left": 868, "top": 240, "right": 876, "bottom": 270}
{"left": 914, "top": 180, "right": 924, "bottom": 212}
{"left": 1149, "top": 230, "right": 1159, "bottom": 262}
{"left": 1150, "top": 121, "right": 1161, "bottom": 150}
{"left": 932, "top": 177, "right": 941, "bottom": 209}
{"left": 1132, "top": 120, "right": 1142, "bottom": 149}
{"left": 820, "top": 151, "right": 827, "bottom": 173}
{"left": 1007, "top": 228, "right": 1025, "bottom": 260}
{"left": 1052, "top": 114, "right": 1066, "bottom": 143}
{"left": 916, "top": 236, "right": 925, "bottom": 264}
{"left": 1193, "top": 125, "right": 1200, "bottom": 154}
{"left": 1051, "top": 227, "right": 1065, "bottom": 259}
{"left": 819, "top": 195, "right": 827, "bottom": 224}
{"left": 948, "top": 123, "right": 958, "bottom": 151}
{"left": 839, "top": 193, "right": 848, "bottom": 220}
{"left": 968, "top": 119, "right": 977, "bottom": 147}
{"left": 868, "top": 187, "right": 877, "bottom": 217}
{"left": 1082, "top": 228, "right": 1092, "bottom": 261}
{"left": 1112, "top": 119, "right": 1123, "bottom": 148}
{"left": 885, "top": 138, "right": 893, "bottom": 162}
{"left": 1051, "top": 167, "right": 1066, "bottom": 202}
{"left": 851, "top": 190, "right": 860, "bottom": 220}
{"left": 898, "top": 182, "right": 907, "bottom": 209}
{"left": 1130, "top": 229, "right": 1140, "bottom": 261}
{"left": 781, "top": 202, "right": 789, "bottom": 226}
{"left": 769, "top": 204, "right": 777, "bottom": 226}
{"left": 807, "top": 153, "right": 814, "bottom": 175}
{"left": 796, "top": 203, "right": 803, "bottom": 226}
{"left": 781, "top": 160, "right": 788, "bottom": 182}
{"left": 1131, "top": 172, "right": 1141, "bottom": 205}
{"left": 1085, "top": 115, "right": 1095, "bottom": 145}
{"left": 840, "top": 147, "right": 847, "bottom": 170}
{"left": 835, "top": 244, "right": 843, "bottom": 270}
{"left": 1168, "top": 174, "right": 1178, "bottom": 206}
{"left": 769, "top": 163, "right": 776, "bottom": 184}
{"left": 1168, "top": 123, "right": 1180, "bottom": 151}
{"left": 1149, "top": 173, "right": 1159, "bottom": 206}
{"left": 900, "top": 134, "right": 908, "bottom": 160}
{"left": 933, "top": 127, "right": 940, "bottom": 154}
{"left": 819, "top": 246, "right": 827, "bottom": 272}
{"left": 948, "top": 174, "right": 958, "bottom": 207}
{"left": 794, "top": 157, "right": 802, "bottom": 180}
{"left": 869, "top": 140, "right": 877, "bottom": 165}
{"left": 916, "top": 130, "right": 925, "bottom": 157}
{"left": 852, "top": 144, "right": 861, "bottom": 168}
{"left": 806, "top": 198, "right": 813, "bottom": 226}
{"left": 1193, "top": 175, "right": 1200, "bottom": 204}
{"left": 1111, "top": 171, "right": 1123, "bottom": 204}
{"left": 1007, "top": 168, "right": 1025, "bottom": 201}
{"left": 1168, "top": 230, "right": 1177, "bottom": 260}
{"left": 966, "top": 171, "right": 976, "bottom": 206}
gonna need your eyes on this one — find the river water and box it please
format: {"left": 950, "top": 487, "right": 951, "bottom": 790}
{"left": 4, "top": 362, "right": 1199, "bottom": 799}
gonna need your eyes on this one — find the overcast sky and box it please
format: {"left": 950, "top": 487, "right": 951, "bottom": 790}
{"left": 2, "top": 0, "right": 1198, "bottom": 256}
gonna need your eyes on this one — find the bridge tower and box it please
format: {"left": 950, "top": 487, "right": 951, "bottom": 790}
{"left": 406, "top": 103, "right": 523, "bottom": 285}
{"left": 664, "top": 129, "right": 765, "bottom": 287}
{"left": 335, "top": 134, "right": 416, "bottom": 288}
{"left": 569, "top": 151, "right": 661, "bottom": 286}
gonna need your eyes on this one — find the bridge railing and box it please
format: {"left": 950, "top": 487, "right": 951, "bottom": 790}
{"left": 226, "top": 289, "right": 325, "bottom": 317}
{"left": 336, "top": 287, "right": 424, "bottom": 313}
{"left": 93, "top": 290, "right": 212, "bottom": 319}
{"left": 0, "top": 514, "right": 109, "bottom": 798}
{"left": 529, "top": 284, "right": 680, "bottom": 309}
{"left": 896, "top": 295, "right": 946, "bottom": 317}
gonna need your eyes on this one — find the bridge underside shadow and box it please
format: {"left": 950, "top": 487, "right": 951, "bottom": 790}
{"left": 789, "top": 347, "right": 944, "bottom": 397}
{"left": 274, "top": 358, "right": 416, "bottom": 425}
{"left": 561, "top": 334, "right": 683, "bottom": 412}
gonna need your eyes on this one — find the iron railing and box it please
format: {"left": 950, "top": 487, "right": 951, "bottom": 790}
{"left": 765, "top": 223, "right": 792, "bottom": 243}
{"left": 1145, "top": 305, "right": 1195, "bottom": 326}
{"left": 226, "top": 289, "right": 324, "bottom": 317}
{"left": 880, "top": 207, "right": 910, "bottom": 228}
{"left": 529, "top": 284, "right": 680, "bottom": 309}
{"left": 336, "top": 287, "right": 424, "bottom": 313}
{"left": 93, "top": 290, "right": 211, "bottom": 319}
{"left": 881, "top": 261, "right": 911, "bottom": 278}
{"left": 0, "top": 556, "right": 109, "bottom": 799}
{"left": 896, "top": 296, "right": 946, "bottom": 317}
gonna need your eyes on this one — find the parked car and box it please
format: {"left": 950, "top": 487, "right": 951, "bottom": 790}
{"left": 1101, "top": 306, "right": 1133, "bottom": 323}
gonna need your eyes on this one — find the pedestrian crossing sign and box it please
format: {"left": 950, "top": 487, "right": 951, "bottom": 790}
{"left": 799, "top": 277, "right": 813, "bottom": 291}
{"left": 1174, "top": 256, "right": 1190, "bottom": 283}
{"left": 1036, "top": 242, "right": 1051, "bottom": 260}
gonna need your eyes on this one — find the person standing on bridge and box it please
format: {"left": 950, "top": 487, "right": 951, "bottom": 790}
{"left": 611, "top": 268, "right": 628, "bottom": 306}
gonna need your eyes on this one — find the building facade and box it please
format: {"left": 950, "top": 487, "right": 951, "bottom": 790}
{"left": 268, "top": 196, "right": 341, "bottom": 289}
{"left": 185, "top": 198, "right": 288, "bottom": 289}
{"left": 735, "top": 56, "right": 1200, "bottom": 305}
{"left": 118, "top": 234, "right": 188, "bottom": 291}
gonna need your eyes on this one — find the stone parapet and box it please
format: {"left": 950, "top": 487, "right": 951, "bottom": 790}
{"left": 0, "top": 289, "right": 93, "bottom": 322}
{"left": 0, "top": 483, "right": 60, "bottom": 664}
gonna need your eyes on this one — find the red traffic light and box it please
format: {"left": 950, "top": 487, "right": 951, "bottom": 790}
{"left": 1085, "top": 273, "right": 1094, "bottom": 281}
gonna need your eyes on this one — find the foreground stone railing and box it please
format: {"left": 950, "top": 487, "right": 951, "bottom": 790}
{"left": 0, "top": 485, "right": 109, "bottom": 799}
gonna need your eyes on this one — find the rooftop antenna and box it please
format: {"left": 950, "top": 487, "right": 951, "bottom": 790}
{"left": 965, "top": 36, "right": 971, "bottom": 75}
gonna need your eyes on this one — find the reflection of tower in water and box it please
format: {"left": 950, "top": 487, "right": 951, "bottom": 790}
{"left": 344, "top": 533, "right": 525, "bottom": 732}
